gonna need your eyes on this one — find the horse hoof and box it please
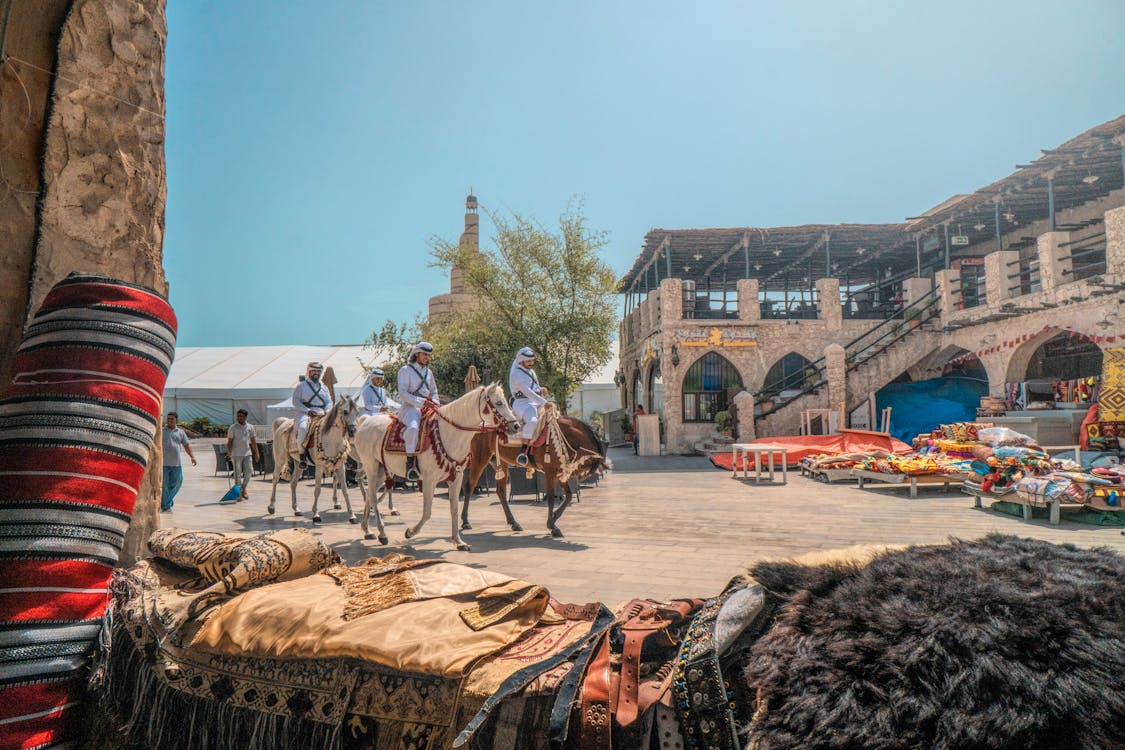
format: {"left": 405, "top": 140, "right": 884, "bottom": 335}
{"left": 511, "top": 523, "right": 524, "bottom": 532}
{"left": 461, "top": 521, "right": 473, "bottom": 530}
{"left": 550, "top": 528, "right": 565, "bottom": 538}
{"left": 267, "top": 506, "right": 275, "bottom": 515}
{"left": 390, "top": 509, "right": 400, "bottom": 516}
{"left": 364, "top": 532, "right": 376, "bottom": 540}
{"left": 312, "top": 515, "right": 322, "bottom": 524}
{"left": 379, "top": 536, "right": 389, "bottom": 546}
{"left": 348, "top": 517, "right": 358, "bottom": 524}
{"left": 334, "top": 504, "right": 341, "bottom": 510}
{"left": 294, "top": 510, "right": 303, "bottom": 517}
{"left": 456, "top": 543, "right": 471, "bottom": 552}
{"left": 404, "top": 528, "right": 415, "bottom": 539}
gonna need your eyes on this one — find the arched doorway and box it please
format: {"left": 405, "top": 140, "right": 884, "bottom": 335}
{"left": 632, "top": 370, "right": 644, "bottom": 413}
{"left": 647, "top": 360, "right": 663, "bottom": 415}
{"left": 682, "top": 352, "right": 743, "bottom": 423}
{"left": 1007, "top": 331, "right": 1103, "bottom": 407}
{"left": 759, "top": 352, "right": 816, "bottom": 400}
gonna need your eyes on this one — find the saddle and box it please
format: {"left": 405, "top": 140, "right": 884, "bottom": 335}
{"left": 289, "top": 414, "right": 325, "bottom": 455}
{"left": 381, "top": 414, "right": 431, "bottom": 455}
{"left": 569, "top": 597, "right": 704, "bottom": 749}
{"left": 501, "top": 405, "right": 551, "bottom": 450}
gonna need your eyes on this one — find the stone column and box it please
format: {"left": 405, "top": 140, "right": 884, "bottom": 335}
{"left": 1036, "top": 231, "right": 1072, "bottom": 294}
{"left": 902, "top": 277, "right": 933, "bottom": 308}
{"left": 936, "top": 269, "right": 959, "bottom": 320}
{"left": 733, "top": 390, "right": 755, "bottom": 441}
{"left": 1106, "top": 205, "right": 1125, "bottom": 276}
{"left": 27, "top": 0, "right": 171, "bottom": 565}
{"left": 824, "top": 343, "right": 847, "bottom": 415}
{"left": 985, "top": 250, "right": 1020, "bottom": 306}
{"left": 737, "top": 278, "right": 760, "bottom": 322}
{"left": 815, "top": 278, "right": 842, "bottom": 331}
{"left": 660, "top": 278, "right": 683, "bottom": 322}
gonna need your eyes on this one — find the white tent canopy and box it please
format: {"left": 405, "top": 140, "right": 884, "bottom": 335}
{"left": 164, "top": 345, "right": 386, "bottom": 425}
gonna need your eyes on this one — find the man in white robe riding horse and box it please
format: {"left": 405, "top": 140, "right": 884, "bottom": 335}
{"left": 509, "top": 346, "right": 548, "bottom": 467}
{"left": 396, "top": 342, "right": 439, "bottom": 481}
{"left": 359, "top": 368, "right": 398, "bottom": 417}
{"left": 292, "top": 361, "right": 333, "bottom": 465}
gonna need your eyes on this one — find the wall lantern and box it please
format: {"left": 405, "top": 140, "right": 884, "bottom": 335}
{"left": 613, "top": 369, "right": 625, "bottom": 387}
{"left": 670, "top": 343, "right": 680, "bottom": 367}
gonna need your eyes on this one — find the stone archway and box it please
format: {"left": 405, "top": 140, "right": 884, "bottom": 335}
{"left": 1005, "top": 330, "right": 1105, "bottom": 384}
{"left": 645, "top": 359, "right": 664, "bottom": 414}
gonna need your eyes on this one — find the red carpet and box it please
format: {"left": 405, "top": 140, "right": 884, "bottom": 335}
{"left": 708, "top": 431, "right": 911, "bottom": 471}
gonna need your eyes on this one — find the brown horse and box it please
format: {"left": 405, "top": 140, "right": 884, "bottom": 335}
{"left": 460, "top": 413, "right": 609, "bottom": 537}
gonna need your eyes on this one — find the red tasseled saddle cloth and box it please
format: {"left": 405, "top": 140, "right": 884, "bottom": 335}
{"left": 381, "top": 415, "right": 431, "bottom": 454}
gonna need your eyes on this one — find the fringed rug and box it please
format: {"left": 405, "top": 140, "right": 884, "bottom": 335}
{"left": 0, "top": 273, "right": 175, "bottom": 750}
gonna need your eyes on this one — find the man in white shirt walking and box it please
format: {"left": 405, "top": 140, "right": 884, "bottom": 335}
{"left": 161, "top": 412, "right": 196, "bottom": 512}
{"left": 225, "top": 408, "right": 260, "bottom": 500}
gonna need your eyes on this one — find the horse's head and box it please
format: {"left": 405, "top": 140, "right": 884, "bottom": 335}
{"left": 336, "top": 395, "right": 360, "bottom": 438}
{"left": 481, "top": 383, "right": 520, "bottom": 437}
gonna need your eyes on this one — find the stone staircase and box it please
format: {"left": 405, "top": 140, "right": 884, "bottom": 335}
{"left": 755, "top": 292, "right": 944, "bottom": 437}
{"left": 693, "top": 433, "right": 735, "bottom": 456}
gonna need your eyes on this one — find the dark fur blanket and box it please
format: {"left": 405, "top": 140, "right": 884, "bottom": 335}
{"left": 743, "top": 534, "right": 1125, "bottom": 750}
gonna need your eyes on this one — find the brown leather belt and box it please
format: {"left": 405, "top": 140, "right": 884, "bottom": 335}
{"left": 575, "top": 631, "right": 613, "bottom": 749}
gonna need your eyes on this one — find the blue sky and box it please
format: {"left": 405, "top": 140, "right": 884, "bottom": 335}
{"left": 165, "top": 0, "right": 1124, "bottom": 347}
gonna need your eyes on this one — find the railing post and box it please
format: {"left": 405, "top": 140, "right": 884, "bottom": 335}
{"left": 1106, "top": 205, "right": 1125, "bottom": 276}
{"left": 935, "top": 269, "right": 958, "bottom": 320}
{"left": 737, "top": 278, "right": 760, "bottom": 322}
{"left": 815, "top": 278, "right": 841, "bottom": 330}
{"left": 1037, "top": 231, "right": 1072, "bottom": 293}
{"left": 902, "top": 277, "right": 933, "bottom": 309}
{"left": 985, "top": 250, "right": 1020, "bottom": 305}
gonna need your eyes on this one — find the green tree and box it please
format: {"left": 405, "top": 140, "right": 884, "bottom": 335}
{"left": 428, "top": 200, "right": 617, "bottom": 410}
{"left": 365, "top": 201, "right": 618, "bottom": 411}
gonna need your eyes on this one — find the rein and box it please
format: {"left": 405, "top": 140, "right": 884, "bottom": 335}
{"left": 427, "top": 390, "right": 509, "bottom": 434}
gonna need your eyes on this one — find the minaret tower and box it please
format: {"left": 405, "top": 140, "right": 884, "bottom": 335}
{"left": 428, "top": 193, "right": 484, "bottom": 323}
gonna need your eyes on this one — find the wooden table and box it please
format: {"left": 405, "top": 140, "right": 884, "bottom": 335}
{"left": 731, "top": 443, "right": 788, "bottom": 484}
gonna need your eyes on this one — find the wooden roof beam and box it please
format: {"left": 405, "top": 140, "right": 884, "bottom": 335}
{"left": 702, "top": 231, "right": 749, "bottom": 277}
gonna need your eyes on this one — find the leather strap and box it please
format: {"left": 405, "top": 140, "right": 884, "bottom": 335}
{"left": 576, "top": 633, "right": 613, "bottom": 750}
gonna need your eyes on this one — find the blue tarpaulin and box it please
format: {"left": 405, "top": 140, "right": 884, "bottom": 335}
{"left": 876, "top": 376, "right": 989, "bottom": 444}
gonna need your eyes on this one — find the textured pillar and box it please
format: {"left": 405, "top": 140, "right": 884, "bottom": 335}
{"left": 985, "top": 250, "right": 1020, "bottom": 306}
{"left": 815, "top": 278, "right": 842, "bottom": 330}
{"left": 737, "top": 278, "right": 760, "bottom": 322}
{"left": 24, "top": 0, "right": 170, "bottom": 565}
{"left": 660, "top": 278, "right": 683, "bottom": 322}
{"left": 936, "top": 269, "right": 959, "bottom": 319}
{"left": 1106, "top": 205, "right": 1125, "bottom": 276}
{"left": 1036, "top": 231, "right": 1073, "bottom": 293}
{"left": 902, "top": 277, "right": 933, "bottom": 308}
{"left": 733, "top": 390, "right": 756, "bottom": 441}
{"left": 824, "top": 343, "right": 847, "bottom": 414}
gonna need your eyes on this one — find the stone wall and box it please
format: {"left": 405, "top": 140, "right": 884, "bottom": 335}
{"left": 0, "top": 0, "right": 170, "bottom": 563}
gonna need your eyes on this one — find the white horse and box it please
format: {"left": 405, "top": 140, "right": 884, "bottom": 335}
{"left": 351, "top": 383, "right": 519, "bottom": 550}
{"left": 268, "top": 395, "right": 361, "bottom": 523}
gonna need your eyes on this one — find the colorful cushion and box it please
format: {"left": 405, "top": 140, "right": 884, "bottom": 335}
{"left": 0, "top": 274, "right": 175, "bottom": 749}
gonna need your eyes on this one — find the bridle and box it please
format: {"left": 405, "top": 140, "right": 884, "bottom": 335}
{"left": 427, "top": 388, "right": 512, "bottom": 434}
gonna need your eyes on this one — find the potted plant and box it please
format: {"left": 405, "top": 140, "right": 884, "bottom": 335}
{"left": 903, "top": 304, "right": 924, "bottom": 329}
{"left": 714, "top": 410, "right": 733, "bottom": 437}
{"left": 619, "top": 413, "right": 634, "bottom": 441}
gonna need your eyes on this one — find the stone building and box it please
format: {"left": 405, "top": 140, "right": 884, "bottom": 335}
{"left": 618, "top": 115, "right": 1125, "bottom": 453}
{"left": 428, "top": 193, "right": 483, "bottom": 323}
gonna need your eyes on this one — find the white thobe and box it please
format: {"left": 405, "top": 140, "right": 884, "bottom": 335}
{"left": 396, "top": 363, "right": 439, "bottom": 453}
{"left": 509, "top": 362, "right": 547, "bottom": 440}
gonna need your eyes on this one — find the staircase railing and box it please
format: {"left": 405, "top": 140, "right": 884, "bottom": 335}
{"left": 754, "top": 286, "right": 941, "bottom": 419}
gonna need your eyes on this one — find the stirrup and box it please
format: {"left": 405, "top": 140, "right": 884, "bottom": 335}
{"left": 406, "top": 456, "right": 420, "bottom": 481}
{"left": 515, "top": 450, "right": 531, "bottom": 468}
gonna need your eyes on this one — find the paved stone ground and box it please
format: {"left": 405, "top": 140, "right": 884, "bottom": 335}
{"left": 165, "top": 442, "right": 1125, "bottom": 605}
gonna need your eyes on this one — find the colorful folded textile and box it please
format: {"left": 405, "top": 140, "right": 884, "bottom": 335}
{"left": 0, "top": 274, "right": 175, "bottom": 750}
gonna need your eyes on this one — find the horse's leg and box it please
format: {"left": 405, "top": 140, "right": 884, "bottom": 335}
{"left": 268, "top": 461, "right": 280, "bottom": 515}
{"left": 311, "top": 466, "right": 324, "bottom": 522}
{"left": 332, "top": 476, "right": 341, "bottom": 510}
{"left": 338, "top": 466, "right": 357, "bottom": 523}
{"left": 460, "top": 458, "right": 489, "bottom": 530}
{"left": 361, "top": 465, "right": 389, "bottom": 544}
{"left": 495, "top": 470, "right": 523, "bottom": 532}
{"left": 404, "top": 472, "right": 434, "bottom": 542}
{"left": 290, "top": 458, "right": 301, "bottom": 516}
{"left": 546, "top": 474, "right": 569, "bottom": 538}
{"left": 449, "top": 468, "right": 470, "bottom": 551}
